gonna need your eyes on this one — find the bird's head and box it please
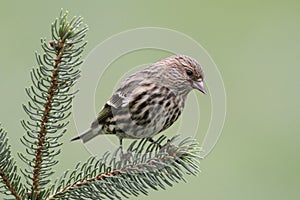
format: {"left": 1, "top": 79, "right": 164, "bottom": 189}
{"left": 158, "top": 55, "right": 207, "bottom": 96}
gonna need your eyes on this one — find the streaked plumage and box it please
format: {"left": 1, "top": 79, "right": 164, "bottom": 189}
{"left": 71, "top": 55, "right": 206, "bottom": 150}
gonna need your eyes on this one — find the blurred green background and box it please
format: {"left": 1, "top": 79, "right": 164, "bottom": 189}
{"left": 1, "top": 0, "right": 299, "bottom": 199}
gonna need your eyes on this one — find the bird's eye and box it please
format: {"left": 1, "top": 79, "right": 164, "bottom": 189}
{"left": 186, "top": 69, "right": 193, "bottom": 76}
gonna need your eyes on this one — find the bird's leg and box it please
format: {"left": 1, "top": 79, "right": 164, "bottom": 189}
{"left": 119, "top": 137, "right": 123, "bottom": 160}
{"left": 118, "top": 137, "right": 132, "bottom": 161}
{"left": 147, "top": 137, "right": 162, "bottom": 149}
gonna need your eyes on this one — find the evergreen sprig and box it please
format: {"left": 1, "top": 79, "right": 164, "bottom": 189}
{"left": 0, "top": 9, "right": 202, "bottom": 200}
{"left": 47, "top": 136, "right": 201, "bottom": 200}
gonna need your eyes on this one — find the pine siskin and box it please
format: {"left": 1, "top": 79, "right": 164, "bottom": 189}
{"left": 71, "top": 55, "right": 207, "bottom": 151}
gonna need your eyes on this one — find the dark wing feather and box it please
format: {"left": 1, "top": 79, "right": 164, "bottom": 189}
{"left": 91, "top": 103, "right": 113, "bottom": 128}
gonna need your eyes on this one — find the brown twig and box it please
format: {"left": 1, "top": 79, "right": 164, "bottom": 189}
{"left": 32, "top": 41, "right": 64, "bottom": 199}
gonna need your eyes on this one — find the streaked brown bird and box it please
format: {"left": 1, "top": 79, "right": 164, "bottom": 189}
{"left": 71, "top": 55, "right": 207, "bottom": 152}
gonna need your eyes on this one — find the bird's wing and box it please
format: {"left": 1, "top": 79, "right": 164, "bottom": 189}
{"left": 91, "top": 66, "right": 155, "bottom": 128}
{"left": 90, "top": 72, "right": 145, "bottom": 128}
{"left": 91, "top": 103, "right": 113, "bottom": 128}
{"left": 108, "top": 73, "right": 146, "bottom": 108}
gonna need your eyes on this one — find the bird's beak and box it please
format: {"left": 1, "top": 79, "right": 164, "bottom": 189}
{"left": 193, "top": 80, "right": 207, "bottom": 94}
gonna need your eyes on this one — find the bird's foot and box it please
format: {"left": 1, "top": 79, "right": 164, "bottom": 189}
{"left": 147, "top": 137, "right": 163, "bottom": 149}
{"left": 119, "top": 149, "right": 133, "bottom": 163}
{"left": 159, "top": 139, "right": 177, "bottom": 154}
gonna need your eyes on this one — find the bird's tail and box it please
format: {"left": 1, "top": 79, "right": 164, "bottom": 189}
{"left": 70, "top": 128, "right": 100, "bottom": 143}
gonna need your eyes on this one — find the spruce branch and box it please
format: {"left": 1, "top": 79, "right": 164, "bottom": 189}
{"left": 18, "top": 10, "right": 88, "bottom": 199}
{"left": 0, "top": 128, "right": 26, "bottom": 200}
{"left": 46, "top": 136, "right": 201, "bottom": 200}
